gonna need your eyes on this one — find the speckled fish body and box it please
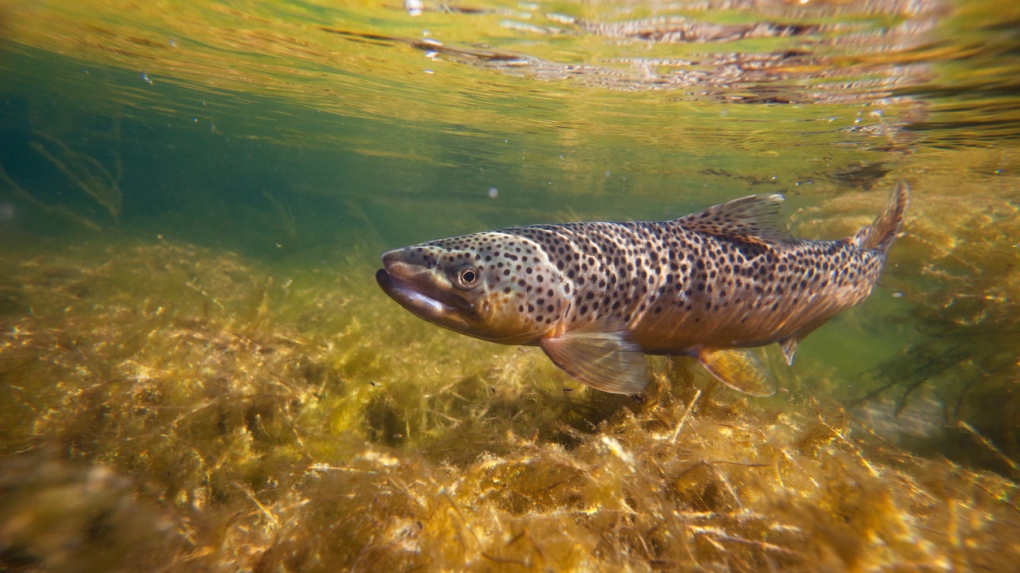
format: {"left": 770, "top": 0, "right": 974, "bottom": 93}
{"left": 376, "top": 182, "right": 909, "bottom": 396}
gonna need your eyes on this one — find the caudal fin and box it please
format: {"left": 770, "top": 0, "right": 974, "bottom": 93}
{"left": 860, "top": 181, "right": 910, "bottom": 254}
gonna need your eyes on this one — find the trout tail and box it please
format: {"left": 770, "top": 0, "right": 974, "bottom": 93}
{"left": 857, "top": 181, "right": 910, "bottom": 254}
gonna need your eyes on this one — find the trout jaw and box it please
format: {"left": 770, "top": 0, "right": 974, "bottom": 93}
{"left": 375, "top": 268, "right": 472, "bottom": 332}
{"left": 376, "top": 251, "right": 483, "bottom": 334}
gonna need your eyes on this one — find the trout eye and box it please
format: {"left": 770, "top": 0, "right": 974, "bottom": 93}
{"left": 454, "top": 265, "right": 479, "bottom": 289}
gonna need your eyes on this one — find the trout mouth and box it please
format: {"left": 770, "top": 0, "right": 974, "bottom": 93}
{"left": 375, "top": 261, "right": 481, "bottom": 329}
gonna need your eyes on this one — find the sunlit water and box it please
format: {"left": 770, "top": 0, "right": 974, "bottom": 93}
{"left": 0, "top": 0, "right": 1018, "bottom": 570}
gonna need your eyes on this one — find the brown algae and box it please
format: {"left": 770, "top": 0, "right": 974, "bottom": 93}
{"left": 0, "top": 228, "right": 1019, "bottom": 572}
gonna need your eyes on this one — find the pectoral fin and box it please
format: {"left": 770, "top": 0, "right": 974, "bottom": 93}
{"left": 539, "top": 327, "right": 648, "bottom": 395}
{"left": 697, "top": 348, "right": 776, "bottom": 397}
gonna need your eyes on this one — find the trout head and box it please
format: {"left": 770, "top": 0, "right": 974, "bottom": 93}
{"left": 376, "top": 232, "right": 566, "bottom": 345}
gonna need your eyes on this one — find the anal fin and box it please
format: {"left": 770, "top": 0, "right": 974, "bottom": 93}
{"left": 697, "top": 348, "right": 776, "bottom": 397}
{"left": 779, "top": 337, "right": 799, "bottom": 366}
{"left": 540, "top": 325, "right": 648, "bottom": 395}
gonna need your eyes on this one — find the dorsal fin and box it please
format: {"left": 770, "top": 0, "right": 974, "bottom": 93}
{"left": 676, "top": 194, "right": 789, "bottom": 244}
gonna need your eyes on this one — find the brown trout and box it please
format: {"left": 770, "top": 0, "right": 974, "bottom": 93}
{"left": 376, "top": 182, "right": 909, "bottom": 396}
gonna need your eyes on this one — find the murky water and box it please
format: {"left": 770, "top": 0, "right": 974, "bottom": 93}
{"left": 0, "top": 0, "right": 1018, "bottom": 571}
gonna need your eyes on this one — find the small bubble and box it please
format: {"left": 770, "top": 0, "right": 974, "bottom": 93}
{"left": 488, "top": 187, "right": 499, "bottom": 199}
{"left": 0, "top": 201, "right": 15, "bottom": 222}
{"left": 605, "top": 170, "right": 611, "bottom": 177}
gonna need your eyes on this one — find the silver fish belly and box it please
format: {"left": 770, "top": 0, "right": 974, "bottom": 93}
{"left": 376, "top": 182, "right": 909, "bottom": 396}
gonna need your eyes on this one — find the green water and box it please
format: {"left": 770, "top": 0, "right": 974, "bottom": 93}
{"left": 0, "top": 0, "right": 1018, "bottom": 570}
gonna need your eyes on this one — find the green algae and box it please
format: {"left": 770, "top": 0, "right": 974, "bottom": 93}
{"left": 1, "top": 232, "right": 1018, "bottom": 572}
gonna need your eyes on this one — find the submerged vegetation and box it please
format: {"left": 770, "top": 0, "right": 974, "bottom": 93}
{"left": 857, "top": 191, "right": 1020, "bottom": 476}
{"left": 1, "top": 229, "right": 1018, "bottom": 572}
{"left": 0, "top": 122, "right": 123, "bottom": 233}
{"left": 1, "top": 0, "right": 1019, "bottom": 569}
